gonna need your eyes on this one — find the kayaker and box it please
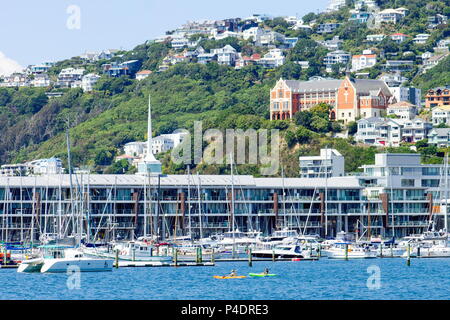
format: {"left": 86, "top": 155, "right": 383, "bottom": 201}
{"left": 263, "top": 268, "right": 269, "bottom": 275}
{"left": 229, "top": 269, "right": 237, "bottom": 277}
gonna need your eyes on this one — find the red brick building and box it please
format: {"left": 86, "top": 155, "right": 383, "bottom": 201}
{"left": 270, "top": 76, "right": 393, "bottom": 123}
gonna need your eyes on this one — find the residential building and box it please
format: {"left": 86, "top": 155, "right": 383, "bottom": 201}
{"left": 103, "top": 60, "right": 140, "bottom": 77}
{"left": 28, "top": 62, "right": 54, "bottom": 75}
{"left": 390, "top": 33, "right": 410, "bottom": 43}
{"left": 197, "top": 52, "right": 217, "bottom": 64}
{"left": 375, "top": 8, "right": 406, "bottom": 25}
{"left": 255, "top": 30, "right": 285, "bottom": 46}
{"left": 299, "top": 148, "right": 345, "bottom": 178}
{"left": 258, "top": 49, "right": 285, "bottom": 68}
{"left": 387, "top": 101, "right": 417, "bottom": 120}
{"left": 355, "top": 0, "right": 378, "bottom": 11}
{"left": 269, "top": 76, "right": 392, "bottom": 123}
{"left": 149, "top": 136, "right": 174, "bottom": 154}
{"left": 27, "top": 158, "right": 64, "bottom": 175}
{"left": 385, "top": 60, "right": 414, "bottom": 71}
{"left": 135, "top": 70, "right": 152, "bottom": 81}
{"left": 428, "top": 128, "right": 450, "bottom": 147}
{"left": 388, "top": 87, "right": 422, "bottom": 107}
{"left": 351, "top": 50, "right": 377, "bottom": 71}
{"left": 431, "top": 106, "right": 450, "bottom": 126}
{"left": 356, "top": 117, "right": 431, "bottom": 146}
{"left": 427, "top": 14, "right": 448, "bottom": 29}
{"left": 355, "top": 117, "right": 403, "bottom": 146}
{"left": 324, "top": 50, "right": 351, "bottom": 72}
{"left": 242, "top": 27, "right": 264, "bottom": 41}
{"left": 413, "top": 33, "right": 430, "bottom": 45}
{"left": 2, "top": 151, "right": 449, "bottom": 240}
{"left": 81, "top": 73, "right": 101, "bottom": 92}
{"left": 317, "top": 36, "right": 343, "bottom": 50}
{"left": 425, "top": 87, "right": 450, "bottom": 109}
{"left": 326, "top": 0, "right": 346, "bottom": 12}
{"left": 56, "top": 68, "right": 85, "bottom": 88}
{"left": 366, "top": 34, "right": 385, "bottom": 42}
{"left": 316, "top": 23, "right": 341, "bottom": 34}
{"left": 423, "top": 53, "right": 449, "bottom": 71}
{"left": 31, "top": 74, "right": 51, "bottom": 87}
{"left": 349, "top": 10, "right": 373, "bottom": 24}
{"left": 124, "top": 142, "right": 146, "bottom": 157}
{"left": 0, "top": 73, "right": 29, "bottom": 87}
{"left": 379, "top": 72, "right": 408, "bottom": 87}
{"left": 211, "top": 45, "right": 238, "bottom": 66}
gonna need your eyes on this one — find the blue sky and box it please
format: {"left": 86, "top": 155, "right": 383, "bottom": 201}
{"left": 0, "top": 0, "right": 328, "bottom": 71}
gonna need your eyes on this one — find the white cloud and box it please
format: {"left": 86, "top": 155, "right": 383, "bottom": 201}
{"left": 0, "top": 51, "right": 23, "bottom": 76}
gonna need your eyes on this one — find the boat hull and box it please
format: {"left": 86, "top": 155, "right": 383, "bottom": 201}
{"left": 40, "top": 258, "right": 114, "bottom": 273}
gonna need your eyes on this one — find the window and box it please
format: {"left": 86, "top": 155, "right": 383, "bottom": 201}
{"left": 401, "top": 179, "right": 415, "bottom": 187}
{"left": 422, "top": 179, "right": 440, "bottom": 187}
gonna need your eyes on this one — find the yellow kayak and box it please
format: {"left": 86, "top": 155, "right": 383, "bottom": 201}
{"left": 213, "top": 275, "right": 247, "bottom": 279}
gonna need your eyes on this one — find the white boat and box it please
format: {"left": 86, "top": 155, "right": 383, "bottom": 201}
{"left": 252, "top": 244, "right": 313, "bottom": 259}
{"left": 83, "top": 241, "right": 172, "bottom": 262}
{"left": 40, "top": 248, "right": 113, "bottom": 273}
{"left": 325, "top": 243, "right": 377, "bottom": 259}
{"left": 17, "top": 257, "right": 45, "bottom": 273}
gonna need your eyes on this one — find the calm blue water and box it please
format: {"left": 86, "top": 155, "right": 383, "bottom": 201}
{"left": 2, "top": 259, "right": 449, "bottom": 300}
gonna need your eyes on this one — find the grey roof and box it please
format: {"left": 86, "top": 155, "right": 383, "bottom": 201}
{"left": 0, "top": 174, "right": 362, "bottom": 189}
{"left": 350, "top": 78, "right": 392, "bottom": 97}
{"left": 429, "top": 128, "right": 450, "bottom": 136}
{"left": 284, "top": 79, "right": 342, "bottom": 92}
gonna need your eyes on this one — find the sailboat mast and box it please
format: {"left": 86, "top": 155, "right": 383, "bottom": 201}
{"left": 445, "top": 153, "right": 448, "bottom": 233}
{"left": 187, "top": 165, "right": 192, "bottom": 239}
{"left": 230, "top": 153, "right": 236, "bottom": 259}
{"left": 197, "top": 173, "right": 203, "bottom": 239}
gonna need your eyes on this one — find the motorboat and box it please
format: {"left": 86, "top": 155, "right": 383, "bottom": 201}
{"left": 252, "top": 244, "right": 313, "bottom": 259}
{"left": 325, "top": 243, "right": 377, "bottom": 259}
{"left": 83, "top": 241, "right": 172, "bottom": 262}
{"left": 40, "top": 248, "right": 113, "bottom": 273}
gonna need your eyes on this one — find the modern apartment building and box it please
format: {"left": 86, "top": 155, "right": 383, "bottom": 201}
{"left": 0, "top": 152, "right": 448, "bottom": 241}
{"left": 299, "top": 149, "right": 345, "bottom": 178}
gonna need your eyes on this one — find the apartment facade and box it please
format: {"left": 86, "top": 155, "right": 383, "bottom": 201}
{"left": 432, "top": 106, "right": 450, "bottom": 126}
{"left": 425, "top": 87, "right": 450, "bottom": 109}
{"left": 0, "top": 152, "right": 448, "bottom": 241}
{"left": 299, "top": 149, "right": 345, "bottom": 178}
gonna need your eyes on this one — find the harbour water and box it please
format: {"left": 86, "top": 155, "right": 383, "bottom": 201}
{"left": 2, "top": 259, "right": 449, "bottom": 300}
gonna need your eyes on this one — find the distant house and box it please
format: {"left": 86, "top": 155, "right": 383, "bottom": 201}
{"left": 385, "top": 60, "right": 414, "bottom": 71}
{"left": 31, "top": 74, "right": 51, "bottom": 87}
{"left": 242, "top": 27, "right": 264, "bottom": 41}
{"left": 378, "top": 72, "right": 408, "bottom": 87}
{"left": 387, "top": 101, "right": 417, "bottom": 120}
{"left": 348, "top": 10, "right": 372, "bottom": 24}
{"left": 135, "top": 70, "right": 152, "bottom": 80}
{"left": 0, "top": 73, "right": 29, "bottom": 87}
{"left": 366, "top": 34, "right": 385, "bottom": 42}
{"left": 255, "top": 30, "right": 285, "bottom": 46}
{"left": 375, "top": 8, "right": 406, "bottom": 25}
{"left": 316, "top": 23, "right": 341, "bottom": 34}
{"left": 413, "top": 33, "right": 430, "bottom": 45}
{"left": 317, "top": 36, "right": 343, "bottom": 50}
{"left": 324, "top": 50, "right": 351, "bottom": 72}
{"left": 258, "top": 49, "right": 285, "bottom": 68}
{"left": 351, "top": 50, "right": 377, "bottom": 71}
{"left": 211, "top": 45, "right": 239, "bottom": 66}
{"left": 103, "top": 60, "right": 140, "bottom": 77}
{"left": 428, "top": 128, "right": 450, "bottom": 147}
{"left": 57, "top": 68, "right": 85, "bottom": 88}
{"left": 390, "top": 33, "right": 410, "bottom": 43}
{"left": 388, "top": 86, "right": 422, "bottom": 107}
{"left": 427, "top": 14, "right": 448, "bottom": 29}
{"left": 423, "top": 53, "right": 449, "bottom": 71}
{"left": 81, "top": 73, "right": 101, "bottom": 92}
{"left": 432, "top": 105, "right": 450, "bottom": 126}
{"left": 426, "top": 87, "right": 450, "bottom": 109}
